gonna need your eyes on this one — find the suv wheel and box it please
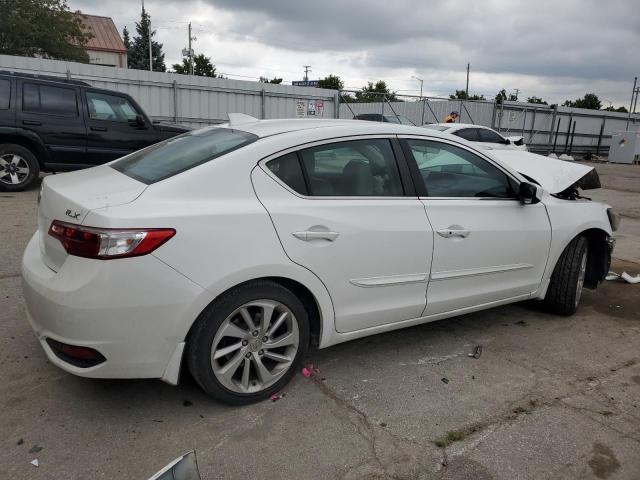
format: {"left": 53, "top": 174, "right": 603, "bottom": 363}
{"left": 543, "top": 236, "right": 588, "bottom": 316}
{"left": 187, "top": 281, "right": 309, "bottom": 405}
{"left": 0, "top": 144, "right": 40, "bottom": 192}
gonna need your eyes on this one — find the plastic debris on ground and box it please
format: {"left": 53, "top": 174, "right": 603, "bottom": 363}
{"left": 468, "top": 345, "right": 483, "bottom": 359}
{"left": 606, "top": 271, "right": 640, "bottom": 284}
{"left": 558, "top": 154, "right": 574, "bottom": 161}
{"left": 30, "top": 459, "right": 39, "bottom": 467}
{"left": 441, "top": 377, "right": 450, "bottom": 384}
{"left": 301, "top": 367, "right": 311, "bottom": 378}
{"left": 270, "top": 393, "right": 286, "bottom": 402}
{"left": 547, "top": 153, "right": 558, "bottom": 159}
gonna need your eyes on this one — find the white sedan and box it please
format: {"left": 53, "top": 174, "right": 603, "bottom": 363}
{"left": 22, "top": 115, "right": 617, "bottom": 405}
{"left": 423, "top": 123, "right": 528, "bottom": 151}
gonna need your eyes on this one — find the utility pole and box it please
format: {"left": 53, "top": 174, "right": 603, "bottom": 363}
{"left": 627, "top": 76, "right": 638, "bottom": 130}
{"left": 188, "top": 23, "right": 193, "bottom": 75}
{"left": 142, "top": 0, "right": 152, "bottom": 71}
{"left": 513, "top": 88, "right": 520, "bottom": 101}
{"left": 303, "top": 65, "right": 312, "bottom": 82}
{"left": 465, "top": 63, "right": 470, "bottom": 99}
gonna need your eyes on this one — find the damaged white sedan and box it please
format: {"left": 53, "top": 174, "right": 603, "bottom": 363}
{"left": 22, "top": 116, "right": 617, "bottom": 405}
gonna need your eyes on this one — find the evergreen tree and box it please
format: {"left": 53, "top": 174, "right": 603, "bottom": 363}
{"left": 122, "top": 26, "right": 130, "bottom": 50}
{"left": 127, "top": 7, "right": 165, "bottom": 71}
{"left": 173, "top": 54, "right": 216, "bottom": 77}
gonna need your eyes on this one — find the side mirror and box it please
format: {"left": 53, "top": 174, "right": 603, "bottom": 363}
{"left": 504, "top": 138, "right": 511, "bottom": 145}
{"left": 519, "top": 182, "right": 541, "bottom": 205}
{"left": 129, "top": 114, "right": 146, "bottom": 128}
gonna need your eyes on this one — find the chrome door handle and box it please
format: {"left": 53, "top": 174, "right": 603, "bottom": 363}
{"left": 437, "top": 228, "right": 470, "bottom": 238}
{"left": 292, "top": 231, "right": 340, "bottom": 241}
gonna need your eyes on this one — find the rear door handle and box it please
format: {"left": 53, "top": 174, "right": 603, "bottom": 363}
{"left": 292, "top": 231, "right": 340, "bottom": 241}
{"left": 90, "top": 126, "right": 107, "bottom": 132}
{"left": 437, "top": 228, "right": 470, "bottom": 238}
{"left": 22, "top": 120, "right": 41, "bottom": 126}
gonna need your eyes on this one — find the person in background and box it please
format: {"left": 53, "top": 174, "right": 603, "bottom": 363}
{"left": 444, "top": 111, "right": 459, "bottom": 123}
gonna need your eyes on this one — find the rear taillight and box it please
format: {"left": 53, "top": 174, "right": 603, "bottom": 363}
{"left": 48, "top": 220, "right": 175, "bottom": 260}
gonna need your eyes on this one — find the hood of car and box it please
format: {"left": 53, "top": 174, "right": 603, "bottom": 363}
{"left": 489, "top": 150, "right": 601, "bottom": 194}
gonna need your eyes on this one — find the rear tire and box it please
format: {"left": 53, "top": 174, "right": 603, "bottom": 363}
{"left": 187, "top": 281, "right": 309, "bottom": 405}
{"left": 0, "top": 144, "right": 40, "bottom": 192}
{"left": 543, "top": 236, "right": 588, "bottom": 316}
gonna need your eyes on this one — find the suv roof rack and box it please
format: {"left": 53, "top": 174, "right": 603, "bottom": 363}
{"left": 0, "top": 70, "right": 91, "bottom": 87}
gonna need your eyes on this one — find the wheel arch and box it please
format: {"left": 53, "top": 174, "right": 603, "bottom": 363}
{"left": 0, "top": 130, "right": 49, "bottom": 168}
{"left": 545, "top": 227, "right": 611, "bottom": 292}
{"left": 184, "top": 275, "right": 329, "bottom": 353}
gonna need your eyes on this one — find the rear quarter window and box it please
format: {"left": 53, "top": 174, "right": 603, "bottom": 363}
{"left": 0, "top": 79, "right": 10, "bottom": 109}
{"left": 111, "top": 127, "right": 258, "bottom": 184}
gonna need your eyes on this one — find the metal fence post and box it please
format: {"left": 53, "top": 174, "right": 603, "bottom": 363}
{"left": 381, "top": 94, "right": 385, "bottom": 120}
{"left": 521, "top": 109, "right": 527, "bottom": 137}
{"left": 172, "top": 80, "right": 178, "bottom": 123}
{"left": 497, "top": 101, "right": 504, "bottom": 132}
{"left": 568, "top": 121, "right": 576, "bottom": 156}
{"left": 260, "top": 89, "right": 265, "bottom": 119}
{"left": 528, "top": 109, "right": 536, "bottom": 143}
{"left": 421, "top": 99, "right": 426, "bottom": 125}
{"left": 596, "top": 116, "right": 606, "bottom": 156}
{"left": 552, "top": 117, "right": 561, "bottom": 153}
{"left": 335, "top": 91, "right": 340, "bottom": 119}
{"left": 548, "top": 107, "right": 557, "bottom": 144}
{"left": 490, "top": 102, "right": 497, "bottom": 129}
{"left": 564, "top": 113, "right": 573, "bottom": 153}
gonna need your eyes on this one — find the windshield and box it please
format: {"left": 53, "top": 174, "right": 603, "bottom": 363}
{"left": 422, "top": 125, "right": 450, "bottom": 131}
{"left": 111, "top": 127, "right": 258, "bottom": 184}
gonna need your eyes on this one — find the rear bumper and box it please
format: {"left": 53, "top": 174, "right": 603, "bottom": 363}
{"left": 21, "top": 233, "right": 205, "bottom": 380}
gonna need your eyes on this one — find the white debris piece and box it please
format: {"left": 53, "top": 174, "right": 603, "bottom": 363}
{"left": 558, "top": 154, "right": 574, "bottom": 161}
{"left": 30, "top": 459, "right": 39, "bottom": 467}
{"left": 547, "top": 153, "right": 558, "bottom": 159}
{"left": 605, "top": 271, "right": 640, "bottom": 284}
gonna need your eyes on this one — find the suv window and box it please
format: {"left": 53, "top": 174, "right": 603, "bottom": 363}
{"left": 86, "top": 91, "right": 139, "bottom": 122}
{"left": 22, "top": 83, "right": 78, "bottom": 116}
{"left": 405, "top": 139, "right": 514, "bottom": 198}
{"left": 299, "top": 139, "right": 403, "bottom": 196}
{"left": 0, "top": 79, "right": 10, "bottom": 110}
{"left": 111, "top": 127, "right": 258, "bottom": 184}
{"left": 452, "top": 128, "right": 480, "bottom": 142}
{"left": 478, "top": 128, "right": 506, "bottom": 143}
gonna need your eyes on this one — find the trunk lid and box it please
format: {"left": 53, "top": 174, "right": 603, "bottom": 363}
{"left": 489, "top": 150, "right": 600, "bottom": 194}
{"left": 38, "top": 165, "right": 147, "bottom": 272}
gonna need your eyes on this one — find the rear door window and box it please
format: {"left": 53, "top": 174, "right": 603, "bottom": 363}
{"left": 0, "top": 79, "right": 10, "bottom": 109}
{"left": 299, "top": 139, "right": 404, "bottom": 196}
{"left": 22, "top": 83, "right": 78, "bottom": 116}
{"left": 111, "top": 127, "right": 258, "bottom": 184}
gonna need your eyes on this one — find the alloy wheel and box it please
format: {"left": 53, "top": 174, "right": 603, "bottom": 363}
{"left": 210, "top": 299, "right": 299, "bottom": 394}
{"left": 0, "top": 154, "right": 30, "bottom": 186}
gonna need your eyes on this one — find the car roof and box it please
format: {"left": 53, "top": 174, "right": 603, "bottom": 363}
{"left": 214, "top": 117, "right": 449, "bottom": 139}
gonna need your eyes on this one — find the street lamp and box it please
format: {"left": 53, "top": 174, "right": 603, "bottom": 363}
{"left": 412, "top": 76, "right": 425, "bottom": 125}
{"left": 411, "top": 75, "right": 423, "bottom": 99}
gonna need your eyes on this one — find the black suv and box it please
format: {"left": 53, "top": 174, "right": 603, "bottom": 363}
{"left": 0, "top": 71, "right": 190, "bottom": 191}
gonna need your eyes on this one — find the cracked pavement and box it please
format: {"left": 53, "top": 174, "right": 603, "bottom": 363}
{"left": 2, "top": 163, "right": 640, "bottom": 479}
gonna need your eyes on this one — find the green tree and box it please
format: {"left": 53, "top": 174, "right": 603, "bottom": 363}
{"left": 603, "top": 105, "right": 628, "bottom": 113}
{"left": 259, "top": 76, "right": 282, "bottom": 84}
{"left": 562, "top": 93, "right": 601, "bottom": 110}
{"left": 173, "top": 54, "right": 216, "bottom": 77}
{"left": 526, "top": 96, "right": 547, "bottom": 104}
{"left": 495, "top": 89, "right": 518, "bottom": 103}
{"left": 318, "top": 74, "right": 344, "bottom": 90}
{"left": 355, "top": 80, "right": 397, "bottom": 102}
{"left": 122, "top": 26, "right": 131, "bottom": 50}
{"left": 127, "top": 6, "right": 165, "bottom": 71}
{"left": 0, "top": 0, "right": 92, "bottom": 62}
{"left": 449, "top": 89, "right": 485, "bottom": 100}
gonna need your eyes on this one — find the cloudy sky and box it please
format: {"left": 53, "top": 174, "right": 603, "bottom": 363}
{"left": 69, "top": 0, "right": 639, "bottom": 107}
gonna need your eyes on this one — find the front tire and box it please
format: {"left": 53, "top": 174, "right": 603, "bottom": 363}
{"left": 187, "top": 281, "right": 309, "bottom": 405}
{"left": 0, "top": 144, "right": 40, "bottom": 192}
{"left": 543, "top": 236, "right": 588, "bottom": 316}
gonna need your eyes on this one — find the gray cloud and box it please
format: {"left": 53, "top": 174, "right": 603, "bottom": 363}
{"left": 69, "top": 0, "right": 639, "bottom": 105}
